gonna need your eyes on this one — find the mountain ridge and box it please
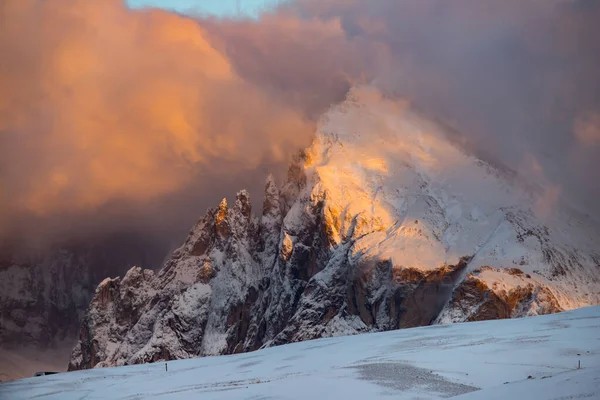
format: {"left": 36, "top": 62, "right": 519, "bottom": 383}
{"left": 68, "top": 86, "right": 600, "bottom": 370}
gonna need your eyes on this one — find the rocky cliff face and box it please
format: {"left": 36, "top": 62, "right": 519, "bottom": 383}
{"left": 0, "top": 249, "right": 97, "bottom": 348}
{"left": 0, "top": 235, "right": 167, "bottom": 351}
{"left": 69, "top": 86, "right": 600, "bottom": 370}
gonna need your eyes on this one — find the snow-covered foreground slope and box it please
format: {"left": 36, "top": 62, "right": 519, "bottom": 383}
{"left": 3, "top": 306, "right": 599, "bottom": 399}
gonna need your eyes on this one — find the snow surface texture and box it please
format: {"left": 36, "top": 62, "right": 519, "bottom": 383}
{"left": 3, "top": 306, "right": 600, "bottom": 399}
{"left": 68, "top": 85, "right": 600, "bottom": 370}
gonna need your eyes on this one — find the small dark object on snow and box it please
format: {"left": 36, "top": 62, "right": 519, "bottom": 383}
{"left": 165, "top": 363, "right": 168, "bottom": 372}
{"left": 34, "top": 372, "right": 59, "bottom": 377}
{"left": 527, "top": 375, "right": 534, "bottom": 379}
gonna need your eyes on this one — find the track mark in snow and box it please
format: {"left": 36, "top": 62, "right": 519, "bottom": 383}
{"left": 349, "top": 362, "right": 480, "bottom": 397}
{"left": 239, "top": 360, "right": 262, "bottom": 369}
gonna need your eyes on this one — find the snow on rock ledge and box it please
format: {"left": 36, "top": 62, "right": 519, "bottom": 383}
{"left": 69, "top": 86, "right": 600, "bottom": 370}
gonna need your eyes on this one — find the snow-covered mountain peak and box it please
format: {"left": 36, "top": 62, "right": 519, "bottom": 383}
{"left": 68, "top": 86, "right": 599, "bottom": 371}
{"left": 301, "top": 86, "right": 599, "bottom": 306}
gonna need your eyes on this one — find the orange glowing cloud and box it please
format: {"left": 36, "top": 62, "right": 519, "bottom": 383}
{"left": 2, "top": 0, "right": 600, "bottom": 243}
{"left": 0, "top": 0, "right": 313, "bottom": 220}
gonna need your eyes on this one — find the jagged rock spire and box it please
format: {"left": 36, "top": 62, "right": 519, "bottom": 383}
{"left": 215, "top": 198, "right": 230, "bottom": 238}
{"left": 218, "top": 198, "right": 228, "bottom": 212}
{"left": 235, "top": 190, "right": 252, "bottom": 220}
{"left": 263, "top": 174, "right": 280, "bottom": 218}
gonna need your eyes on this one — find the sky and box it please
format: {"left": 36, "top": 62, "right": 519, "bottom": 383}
{"left": 126, "top": 0, "right": 281, "bottom": 17}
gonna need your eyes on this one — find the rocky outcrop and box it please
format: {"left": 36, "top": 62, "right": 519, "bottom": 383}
{"left": 69, "top": 187, "right": 266, "bottom": 370}
{"left": 69, "top": 87, "right": 600, "bottom": 370}
{"left": 435, "top": 267, "right": 563, "bottom": 323}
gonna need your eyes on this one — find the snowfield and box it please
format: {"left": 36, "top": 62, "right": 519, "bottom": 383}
{"left": 2, "top": 306, "right": 599, "bottom": 399}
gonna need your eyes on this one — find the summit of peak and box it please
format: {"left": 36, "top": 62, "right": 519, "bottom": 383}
{"left": 236, "top": 189, "right": 250, "bottom": 200}
{"left": 218, "top": 197, "right": 228, "bottom": 209}
{"left": 235, "top": 190, "right": 252, "bottom": 220}
{"left": 302, "top": 86, "right": 599, "bottom": 279}
{"left": 265, "top": 173, "right": 276, "bottom": 188}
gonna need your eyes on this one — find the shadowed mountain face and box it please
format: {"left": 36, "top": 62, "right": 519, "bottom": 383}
{"left": 68, "top": 88, "right": 599, "bottom": 370}
{"left": 0, "top": 234, "right": 169, "bottom": 353}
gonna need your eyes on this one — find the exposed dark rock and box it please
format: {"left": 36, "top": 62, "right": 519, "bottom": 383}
{"left": 437, "top": 267, "right": 563, "bottom": 323}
